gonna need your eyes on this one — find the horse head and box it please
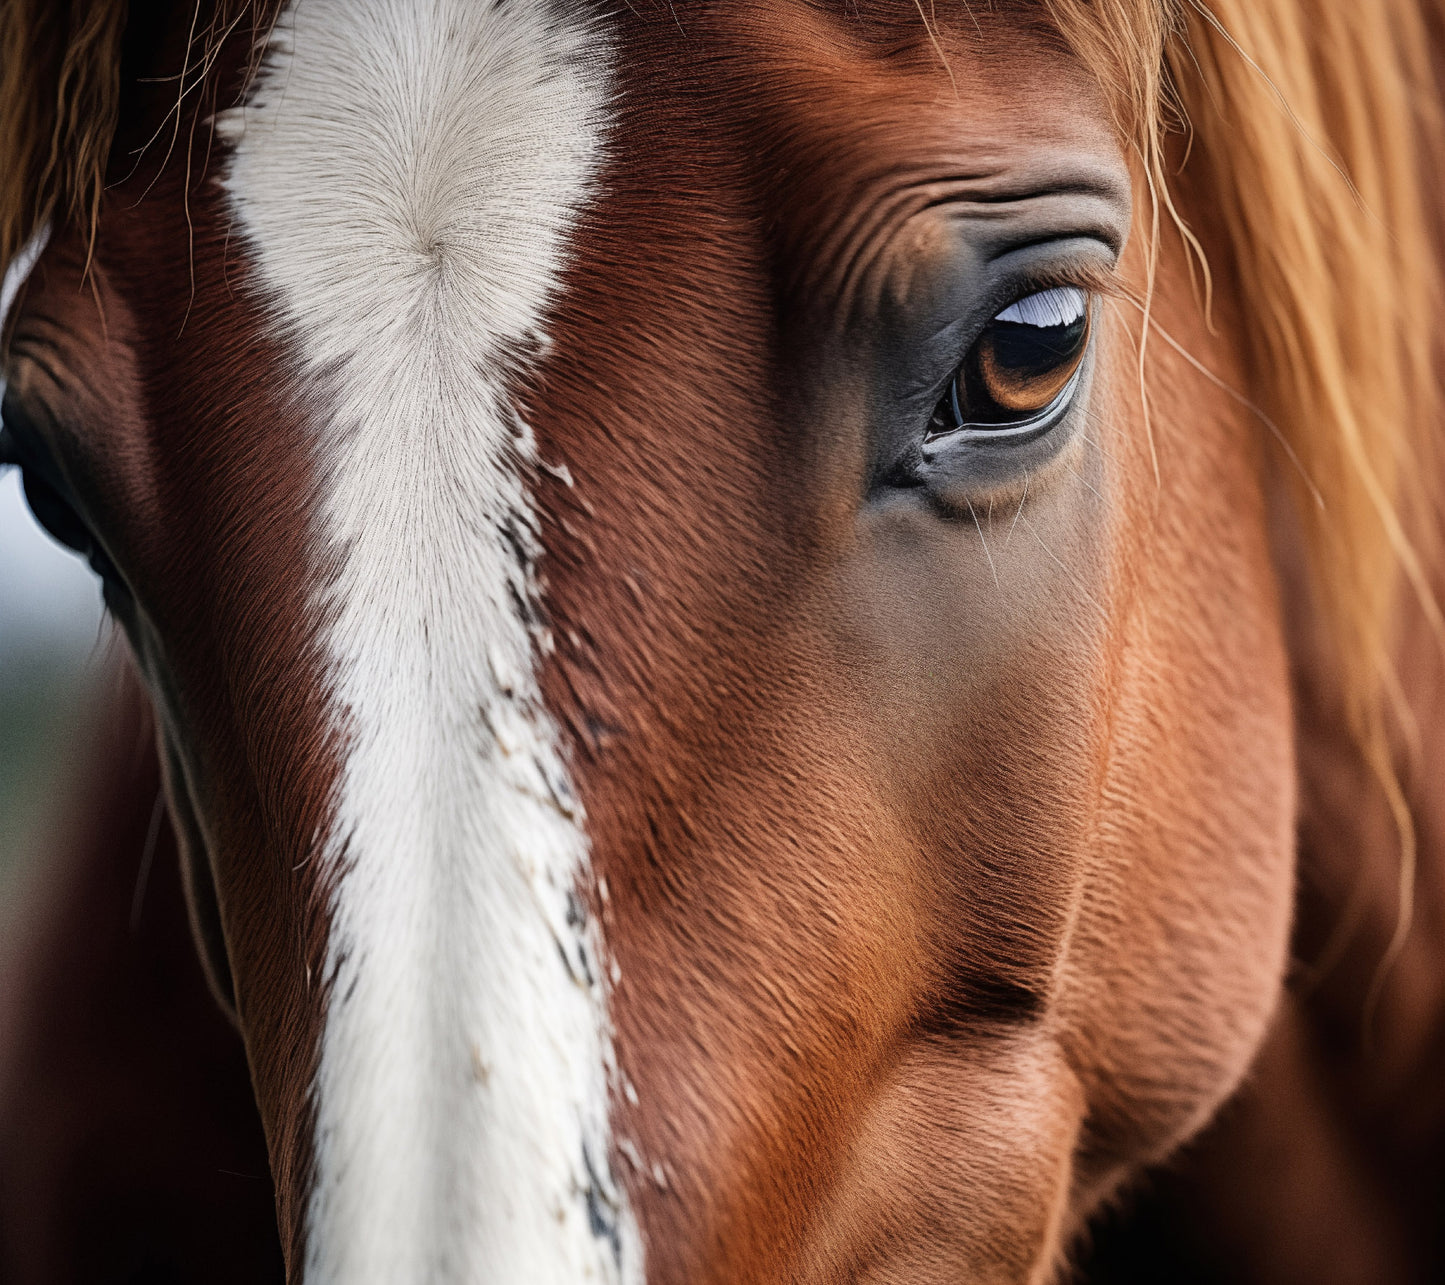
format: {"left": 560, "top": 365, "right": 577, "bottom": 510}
{"left": 3, "top": 1, "right": 1432, "bottom": 1280}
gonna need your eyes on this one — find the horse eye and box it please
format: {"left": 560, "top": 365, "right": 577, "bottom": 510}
{"left": 2, "top": 406, "right": 122, "bottom": 585}
{"left": 20, "top": 466, "right": 92, "bottom": 555}
{"left": 929, "top": 286, "right": 1091, "bottom": 437}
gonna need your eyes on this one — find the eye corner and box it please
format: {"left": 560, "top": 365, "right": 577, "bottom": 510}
{"left": 0, "top": 391, "right": 35, "bottom": 467}
{"left": 1, "top": 388, "right": 120, "bottom": 587}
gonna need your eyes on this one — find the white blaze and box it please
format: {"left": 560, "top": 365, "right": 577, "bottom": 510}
{"left": 219, "top": 2, "right": 638, "bottom": 1280}
{"left": 0, "top": 224, "right": 49, "bottom": 334}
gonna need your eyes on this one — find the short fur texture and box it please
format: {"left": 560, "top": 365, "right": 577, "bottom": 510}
{"left": 218, "top": 0, "right": 639, "bottom": 1276}
{"left": 2, "top": 2, "right": 1444, "bottom": 1283}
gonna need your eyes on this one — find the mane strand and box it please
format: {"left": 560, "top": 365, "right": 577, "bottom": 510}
{"left": 1048, "top": 0, "right": 1445, "bottom": 745}
{"left": 0, "top": 0, "right": 127, "bottom": 276}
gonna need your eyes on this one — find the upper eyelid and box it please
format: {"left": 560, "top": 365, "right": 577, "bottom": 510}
{"left": 4, "top": 329, "right": 110, "bottom": 449}
{"left": 5, "top": 348, "right": 70, "bottom": 406}
{"left": 952, "top": 246, "right": 1119, "bottom": 341}
{"left": 1001, "top": 259, "right": 1120, "bottom": 306}
{"left": 905, "top": 278, "right": 1101, "bottom": 398}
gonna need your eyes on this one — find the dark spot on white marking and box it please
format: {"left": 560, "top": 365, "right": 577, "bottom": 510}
{"left": 582, "top": 1142, "right": 623, "bottom": 1267}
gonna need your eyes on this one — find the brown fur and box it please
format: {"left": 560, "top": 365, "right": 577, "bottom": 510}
{"left": 532, "top": 11, "right": 1288, "bottom": 1279}
{"left": 3, "top": 12, "right": 342, "bottom": 1255}
{"left": 1, "top": 1, "right": 1443, "bottom": 1282}
{"left": 3, "top": 0, "right": 1437, "bottom": 754}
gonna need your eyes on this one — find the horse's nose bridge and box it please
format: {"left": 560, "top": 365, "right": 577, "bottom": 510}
{"left": 286, "top": 327, "right": 642, "bottom": 1279}
{"left": 304, "top": 683, "right": 635, "bottom": 1281}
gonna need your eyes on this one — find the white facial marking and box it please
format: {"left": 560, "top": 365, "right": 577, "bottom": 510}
{"left": 0, "top": 224, "right": 50, "bottom": 340}
{"left": 220, "top": 3, "right": 639, "bottom": 1281}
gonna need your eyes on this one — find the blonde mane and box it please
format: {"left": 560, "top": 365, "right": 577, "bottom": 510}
{"left": 1, "top": 1, "right": 119, "bottom": 274}
{"left": 3, "top": 0, "right": 1442, "bottom": 772}
{"left": 1046, "top": 0, "right": 1445, "bottom": 983}
{"left": 1058, "top": 0, "right": 1444, "bottom": 702}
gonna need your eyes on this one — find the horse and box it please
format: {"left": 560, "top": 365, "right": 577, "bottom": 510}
{"left": 2, "top": 0, "right": 1443, "bottom": 1281}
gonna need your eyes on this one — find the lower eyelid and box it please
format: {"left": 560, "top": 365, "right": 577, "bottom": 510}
{"left": 923, "top": 366, "right": 1086, "bottom": 455}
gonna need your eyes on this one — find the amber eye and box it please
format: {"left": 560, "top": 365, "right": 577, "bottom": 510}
{"left": 929, "top": 286, "right": 1091, "bottom": 436}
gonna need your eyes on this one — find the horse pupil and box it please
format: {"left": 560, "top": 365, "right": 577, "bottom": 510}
{"left": 21, "top": 468, "right": 92, "bottom": 555}
{"left": 990, "top": 317, "right": 1086, "bottom": 381}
